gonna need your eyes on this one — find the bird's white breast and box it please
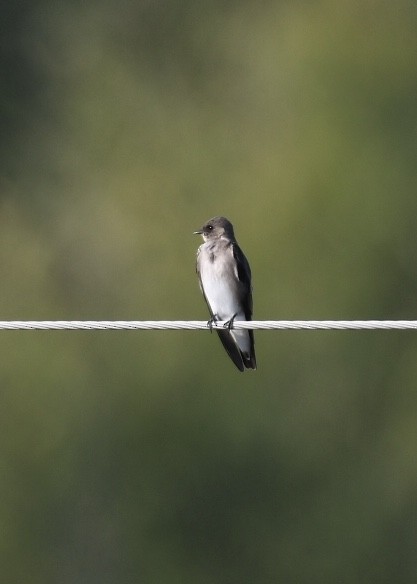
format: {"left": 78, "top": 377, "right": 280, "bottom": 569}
{"left": 198, "top": 243, "right": 243, "bottom": 321}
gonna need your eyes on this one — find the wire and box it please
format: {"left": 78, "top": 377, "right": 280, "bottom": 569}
{"left": 0, "top": 320, "right": 416, "bottom": 330}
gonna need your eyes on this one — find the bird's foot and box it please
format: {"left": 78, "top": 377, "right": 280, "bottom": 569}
{"left": 207, "top": 315, "right": 219, "bottom": 333}
{"left": 223, "top": 314, "right": 237, "bottom": 330}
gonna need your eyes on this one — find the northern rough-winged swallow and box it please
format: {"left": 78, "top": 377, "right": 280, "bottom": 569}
{"left": 195, "top": 216, "right": 256, "bottom": 372}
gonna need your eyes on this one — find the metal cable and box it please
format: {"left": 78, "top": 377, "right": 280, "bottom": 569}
{"left": 0, "top": 320, "right": 416, "bottom": 330}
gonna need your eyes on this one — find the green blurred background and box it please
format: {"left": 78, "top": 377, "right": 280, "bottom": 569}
{"left": 2, "top": 0, "right": 417, "bottom": 581}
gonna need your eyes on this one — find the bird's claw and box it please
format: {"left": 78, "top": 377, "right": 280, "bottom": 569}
{"left": 223, "top": 314, "right": 237, "bottom": 330}
{"left": 207, "top": 316, "right": 217, "bottom": 333}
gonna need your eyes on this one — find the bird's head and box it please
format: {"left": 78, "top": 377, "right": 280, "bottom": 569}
{"left": 194, "top": 216, "right": 235, "bottom": 242}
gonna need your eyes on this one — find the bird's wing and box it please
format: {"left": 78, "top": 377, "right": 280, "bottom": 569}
{"left": 232, "top": 242, "right": 253, "bottom": 320}
{"left": 232, "top": 242, "right": 256, "bottom": 369}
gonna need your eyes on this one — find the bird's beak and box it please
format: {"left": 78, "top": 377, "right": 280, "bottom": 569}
{"left": 193, "top": 229, "right": 203, "bottom": 235}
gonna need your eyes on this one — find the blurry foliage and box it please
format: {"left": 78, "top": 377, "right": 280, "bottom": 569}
{"left": 1, "top": 0, "right": 417, "bottom": 582}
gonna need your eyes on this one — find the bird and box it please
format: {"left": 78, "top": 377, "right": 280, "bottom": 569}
{"left": 194, "top": 216, "right": 256, "bottom": 372}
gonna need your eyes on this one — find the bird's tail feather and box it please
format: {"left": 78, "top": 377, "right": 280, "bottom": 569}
{"left": 216, "top": 330, "right": 245, "bottom": 372}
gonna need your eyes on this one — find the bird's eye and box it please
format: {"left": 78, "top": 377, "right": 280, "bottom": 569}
{"left": 206, "top": 225, "right": 213, "bottom": 231}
